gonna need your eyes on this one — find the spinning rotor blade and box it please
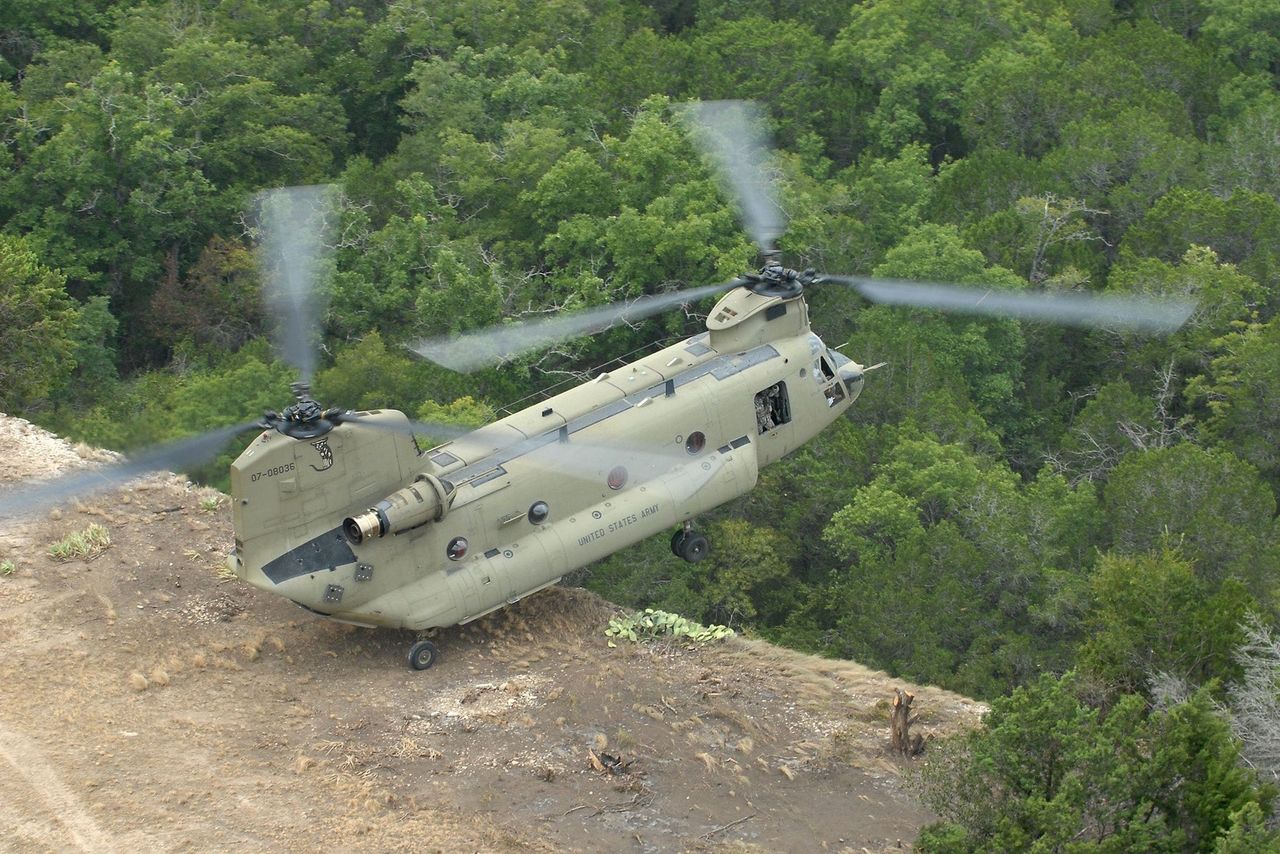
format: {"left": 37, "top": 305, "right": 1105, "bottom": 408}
{"left": 0, "top": 422, "right": 257, "bottom": 519}
{"left": 410, "top": 281, "right": 736, "bottom": 373}
{"left": 333, "top": 412, "right": 475, "bottom": 443}
{"left": 334, "top": 411, "right": 692, "bottom": 483}
{"left": 826, "top": 275, "right": 1196, "bottom": 334}
{"left": 256, "top": 186, "right": 337, "bottom": 383}
{"left": 681, "top": 100, "right": 786, "bottom": 253}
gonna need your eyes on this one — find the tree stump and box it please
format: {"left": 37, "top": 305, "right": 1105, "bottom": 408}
{"left": 890, "top": 688, "right": 925, "bottom": 756}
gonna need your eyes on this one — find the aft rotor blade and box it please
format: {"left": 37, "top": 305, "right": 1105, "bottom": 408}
{"left": 333, "top": 411, "right": 475, "bottom": 442}
{"left": 410, "top": 281, "right": 736, "bottom": 373}
{"left": 827, "top": 276, "right": 1196, "bottom": 334}
{"left": 681, "top": 100, "right": 786, "bottom": 253}
{"left": 256, "top": 186, "right": 337, "bottom": 383}
{"left": 0, "top": 422, "right": 256, "bottom": 519}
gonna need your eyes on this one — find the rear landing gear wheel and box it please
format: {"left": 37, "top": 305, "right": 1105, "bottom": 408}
{"left": 678, "top": 531, "right": 710, "bottom": 563}
{"left": 671, "top": 529, "right": 688, "bottom": 557}
{"left": 407, "top": 639, "right": 439, "bottom": 671}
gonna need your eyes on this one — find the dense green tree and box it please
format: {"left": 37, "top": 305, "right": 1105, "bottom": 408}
{"left": 817, "top": 435, "right": 1100, "bottom": 695}
{"left": 684, "top": 17, "right": 828, "bottom": 146}
{"left": 327, "top": 174, "right": 504, "bottom": 342}
{"left": 1187, "top": 316, "right": 1280, "bottom": 488}
{"left": 919, "top": 673, "right": 1278, "bottom": 851}
{"left": 730, "top": 415, "right": 878, "bottom": 570}
{"left": 825, "top": 143, "right": 935, "bottom": 266}
{"left": 0, "top": 233, "right": 82, "bottom": 411}
{"left": 930, "top": 148, "right": 1049, "bottom": 225}
{"left": 5, "top": 60, "right": 214, "bottom": 294}
{"left": 588, "top": 26, "right": 690, "bottom": 112}
{"left": 698, "top": 519, "right": 795, "bottom": 626}
{"left": 958, "top": 31, "right": 1074, "bottom": 158}
{"left": 831, "top": 0, "right": 1057, "bottom": 156}
{"left": 58, "top": 294, "right": 119, "bottom": 408}
{"left": 849, "top": 224, "right": 1029, "bottom": 446}
{"left": 1201, "top": 0, "right": 1280, "bottom": 75}
{"left": 148, "top": 31, "right": 348, "bottom": 190}
{"left": 0, "top": 0, "right": 122, "bottom": 76}
{"left": 148, "top": 236, "right": 262, "bottom": 353}
{"left": 396, "top": 44, "right": 602, "bottom": 174}
{"left": 313, "top": 331, "right": 434, "bottom": 412}
{"left": 1207, "top": 92, "right": 1280, "bottom": 200}
{"left": 1122, "top": 187, "right": 1280, "bottom": 297}
{"left": 1044, "top": 107, "right": 1203, "bottom": 248}
{"left": 1063, "top": 18, "right": 1227, "bottom": 134}
{"left": 964, "top": 193, "right": 1108, "bottom": 285}
{"left": 1107, "top": 245, "right": 1264, "bottom": 375}
{"left": 1104, "top": 444, "right": 1279, "bottom": 593}
{"left": 1076, "top": 548, "right": 1253, "bottom": 697}
{"left": 1052, "top": 380, "right": 1165, "bottom": 483}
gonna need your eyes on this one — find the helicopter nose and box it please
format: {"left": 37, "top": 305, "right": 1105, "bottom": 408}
{"left": 837, "top": 363, "right": 865, "bottom": 403}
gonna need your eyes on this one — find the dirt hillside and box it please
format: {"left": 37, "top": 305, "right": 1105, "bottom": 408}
{"left": 0, "top": 414, "right": 985, "bottom": 853}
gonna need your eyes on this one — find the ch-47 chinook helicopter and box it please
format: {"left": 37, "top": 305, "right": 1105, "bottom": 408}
{"left": 3, "top": 102, "right": 1193, "bottom": 670}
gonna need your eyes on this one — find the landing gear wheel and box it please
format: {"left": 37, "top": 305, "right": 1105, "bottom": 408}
{"left": 678, "top": 531, "right": 710, "bottom": 563}
{"left": 671, "top": 529, "right": 688, "bottom": 557}
{"left": 407, "top": 639, "right": 439, "bottom": 671}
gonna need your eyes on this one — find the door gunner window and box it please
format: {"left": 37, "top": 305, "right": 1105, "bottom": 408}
{"left": 754, "top": 382, "right": 791, "bottom": 434}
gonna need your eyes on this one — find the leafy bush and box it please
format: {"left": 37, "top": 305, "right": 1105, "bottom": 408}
{"left": 605, "top": 608, "right": 734, "bottom": 644}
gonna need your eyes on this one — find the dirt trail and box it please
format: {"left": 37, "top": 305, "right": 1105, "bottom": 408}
{"left": 0, "top": 415, "right": 984, "bottom": 852}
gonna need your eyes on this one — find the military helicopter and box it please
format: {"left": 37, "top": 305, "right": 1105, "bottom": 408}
{"left": 2, "top": 102, "right": 1193, "bottom": 670}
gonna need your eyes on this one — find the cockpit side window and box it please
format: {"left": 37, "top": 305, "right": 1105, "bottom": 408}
{"left": 814, "top": 353, "right": 834, "bottom": 381}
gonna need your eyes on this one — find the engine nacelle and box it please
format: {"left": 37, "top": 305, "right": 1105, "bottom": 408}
{"left": 343, "top": 473, "right": 451, "bottom": 544}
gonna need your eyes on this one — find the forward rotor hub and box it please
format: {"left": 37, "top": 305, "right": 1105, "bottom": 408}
{"left": 743, "top": 261, "right": 815, "bottom": 299}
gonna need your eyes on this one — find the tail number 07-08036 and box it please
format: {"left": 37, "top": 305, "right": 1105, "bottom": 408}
{"left": 251, "top": 462, "right": 295, "bottom": 482}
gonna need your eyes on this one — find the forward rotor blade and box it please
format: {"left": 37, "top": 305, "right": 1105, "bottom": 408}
{"left": 681, "top": 100, "right": 786, "bottom": 253}
{"left": 410, "top": 281, "right": 736, "bottom": 372}
{"left": 0, "top": 422, "right": 256, "bottom": 519}
{"left": 256, "top": 186, "right": 337, "bottom": 383}
{"left": 827, "top": 276, "right": 1195, "bottom": 334}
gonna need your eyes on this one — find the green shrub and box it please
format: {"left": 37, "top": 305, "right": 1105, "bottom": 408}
{"left": 605, "top": 608, "right": 734, "bottom": 644}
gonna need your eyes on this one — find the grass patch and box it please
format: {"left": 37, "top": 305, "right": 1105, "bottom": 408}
{"left": 0, "top": 559, "right": 14, "bottom": 576}
{"left": 47, "top": 523, "right": 111, "bottom": 561}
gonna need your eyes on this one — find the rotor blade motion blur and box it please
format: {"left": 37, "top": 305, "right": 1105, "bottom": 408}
{"left": 410, "top": 281, "right": 736, "bottom": 372}
{"left": 333, "top": 412, "right": 475, "bottom": 443}
{"left": 0, "top": 422, "right": 256, "bottom": 519}
{"left": 256, "top": 185, "right": 337, "bottom": 383}
{"left": 681, "top": 100, "right": 786, "bottom": 253}
{"left": 827, "top": 276, "right": 1195, "bottom": 334}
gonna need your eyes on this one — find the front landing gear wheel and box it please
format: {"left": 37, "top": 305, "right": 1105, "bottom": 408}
{"left": 407, "top": 639, "right": 439, "bottom": 671}
{"left": 678, "top": 531, "right": 710, "bottom": 563}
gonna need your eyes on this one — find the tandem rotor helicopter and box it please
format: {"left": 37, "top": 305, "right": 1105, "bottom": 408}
{"left": 3, "top": 102, "right": 1193, "bottom": 670}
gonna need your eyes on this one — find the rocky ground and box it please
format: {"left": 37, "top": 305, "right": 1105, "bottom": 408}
{"left": 0, "top": 415, "right": 985, "bottom": 852}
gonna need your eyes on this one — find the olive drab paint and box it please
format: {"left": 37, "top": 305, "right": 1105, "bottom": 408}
{"left": 227, "top": 283, "right": 865, "bottom": 633}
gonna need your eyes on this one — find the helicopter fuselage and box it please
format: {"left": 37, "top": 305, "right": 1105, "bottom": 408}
{"left": 228, "top": 284, "right": 865, "bottom": 630}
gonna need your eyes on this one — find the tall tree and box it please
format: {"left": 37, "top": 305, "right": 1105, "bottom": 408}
{"left": 0, "top": 232, "right": 81, "bottom": 411}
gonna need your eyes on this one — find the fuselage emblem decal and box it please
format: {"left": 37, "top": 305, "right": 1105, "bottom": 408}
{"left": 310, "top": 439, "right": 334, "bottom": 472}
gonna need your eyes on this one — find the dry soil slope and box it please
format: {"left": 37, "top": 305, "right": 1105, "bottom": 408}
{"left": 0, "top": 415, "right": 984, "bottom": 853}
